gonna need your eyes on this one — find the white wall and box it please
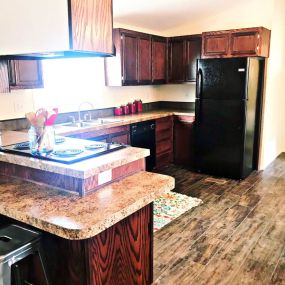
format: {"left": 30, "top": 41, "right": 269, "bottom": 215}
{"left": 259, "top": 0, "right": 285, "bottom": 169}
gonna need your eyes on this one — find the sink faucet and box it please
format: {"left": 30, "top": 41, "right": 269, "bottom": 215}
{"left": 78, "top": 101, "right": 94, "bottom": 126}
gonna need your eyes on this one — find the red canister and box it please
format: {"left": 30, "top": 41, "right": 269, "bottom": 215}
{"left": 114, "top": 107, "right": 123, "bottom": 116}
{"left": 134, "top": 99, "right": 143, "bottom": 113}
{"left": 121, "top": 105, "right": 130, "bottom": 115}
{"left": 127, "top": 102, "right": 136, "bottom": 114}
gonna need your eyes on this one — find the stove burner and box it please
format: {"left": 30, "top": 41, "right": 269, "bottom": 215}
{"left": 14, "top": 142, "right": 30, "bottom": 150}
{"left": 85, "top": 143, "right": 105, "bottom": 151}
{"left": 52, "top": 149, "right": 84, "bottom": 157}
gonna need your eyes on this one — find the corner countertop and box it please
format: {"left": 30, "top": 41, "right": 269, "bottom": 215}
{"left": 55, "top": 110, "right": 195, "bottom": 136}
{"left": 0, "top": 171, "right": 175, "bottom": 240}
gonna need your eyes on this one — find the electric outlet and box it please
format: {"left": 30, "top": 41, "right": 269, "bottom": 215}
{"left": 14, "top": 102, "right": 25, "bottom": 113}
{"left": 98, "top": 169, "right": 112, "bottom": 186}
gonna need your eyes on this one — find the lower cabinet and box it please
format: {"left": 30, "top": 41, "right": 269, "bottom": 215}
{"left": 68, "top": 125, "right": 130, "bottom": 145}
{"left": 155, "top": 116, "right": 173, "bottom": 168}
{"left": 174, "top": 115, "right": 195, "bottom": 168}
{"left": 68, "top": 114, "right": 195, "bottom": 170}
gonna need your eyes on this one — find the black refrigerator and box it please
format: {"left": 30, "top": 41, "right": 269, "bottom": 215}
{"left": 194, "top": 57, "right": 264, "bottom": 179}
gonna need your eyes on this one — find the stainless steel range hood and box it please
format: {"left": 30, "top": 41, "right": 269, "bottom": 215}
{"left": 0, "top": 0, "right": 114, "bottom": 59}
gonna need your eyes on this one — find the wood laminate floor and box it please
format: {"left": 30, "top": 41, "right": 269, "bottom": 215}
{"left": 154, "top": 153, "right": 285, "bottom": 285}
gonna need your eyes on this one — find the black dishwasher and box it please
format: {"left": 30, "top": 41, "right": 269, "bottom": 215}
{"left": 130, "top": 120, "right": 156, "bottom": 171}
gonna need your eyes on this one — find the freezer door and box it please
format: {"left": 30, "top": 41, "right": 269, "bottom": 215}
{"left": 196, "top": 58, "right": 248, "bottom": 100}
{"left": 195, "top": 98, "right": 246, "bottom": 179}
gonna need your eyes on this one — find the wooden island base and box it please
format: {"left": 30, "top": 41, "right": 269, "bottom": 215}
{"left": 0, "top": 203, "right": 153, "bottom": 285}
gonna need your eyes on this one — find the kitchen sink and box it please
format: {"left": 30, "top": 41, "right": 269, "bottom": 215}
{"left": 55, "top": 118, "right": 124, "bottom": 129}
{"left": 86, "top": 118, "right": 124, "bottom": 124}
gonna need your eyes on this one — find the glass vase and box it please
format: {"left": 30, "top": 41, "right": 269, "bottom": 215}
{"left": 28, "top": 126, "right": 55, "bottom": 155}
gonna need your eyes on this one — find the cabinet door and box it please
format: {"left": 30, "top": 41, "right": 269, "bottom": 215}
{"left": 202, "top": 32, "right": 230, "bottom": 58}
{"left": 186, "top": 37, "right": 202, "bottom": 82}
{"left": 168, "top": 38, "right": 185, "bottom": 83}
{"left": 138, "top": 35, "right": 152, "bottom": 84}
{"left": 0, "top": 60, "right": 9, "bottom": 93}
{"left": 152, "top": 36, "right": 167, "bottom": 84}
{"left": 71, "top": 0, "right": 113, "bottom": 54}
{"left": 174, "top": 115, "right": 195, "bottom": 167}
{"left": 155, "top": 116, "right": 173, "bottom": 168}
{"left": 9, "top": 60, "right": 43, "bottom": 89}
{"left": 122, "top": 33, "right": 138, "bottom": 85}
{"left": 230, "top": 30, "right": 259, "bottom": 56}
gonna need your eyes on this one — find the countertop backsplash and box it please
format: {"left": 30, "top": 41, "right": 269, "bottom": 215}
{"left": 0, "top": 101, "right": 195, "bottom": 131}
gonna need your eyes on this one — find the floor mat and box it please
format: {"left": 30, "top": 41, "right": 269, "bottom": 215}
{"left": 153, "top": 192, "right": 203, "bottom": 232}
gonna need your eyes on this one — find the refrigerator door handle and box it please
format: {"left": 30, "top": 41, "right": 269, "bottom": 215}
{"left": 195, "top": 99, "right": 201, "bottom": 125}
{"left": 196, "top": 68, "right": 203, "bottom": 99}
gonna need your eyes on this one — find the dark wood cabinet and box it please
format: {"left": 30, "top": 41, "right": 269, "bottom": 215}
{"left": 185, "top": 37, "right": 202, "bottom": 81}
{"left": 168, "top": 35, "right": 201, "bottom": 83}
{"left": 122, "top": 32, "right": 139, "bottom": 85}
{"left": 168, "top": 38, "right": 185, "bottom": 83}
{"left": 0, "top": 60, "right": 43, "bottom": 93}
{"left": 105, "top": 29, "right": 165, "bottom": 86}
{"left": 155, "top": 116, "right": 173, "bottom": 169}
{"left": 138, "top": 35, "right": 152, "bottom": 84}
{"left": 202, "top": 27, "right": 271, "bottom": 58}
{"left": 105, "top": 29, "right": 152, "bottom": 86}
{"left": 9, "top": 60, "right": 43, "bottom": 89}
{"left": 202, "top": 32, "right": 230, "bottom": 58}
{"left": 174, "top": 115, "right": 195, "bottom": 167}
{"left": 0, "top": 60, "right": 9, "bottom": 93}
{"left": 151, "top": 36, "right": 167, "bottom": 84}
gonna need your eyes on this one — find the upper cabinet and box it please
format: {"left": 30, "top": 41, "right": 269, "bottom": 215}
{"left": 202, "top": 27, "right": 271, "bottom": 58}
{"left": 0, "top": 61, "right": 9, "bottom": 93}
{"left": 168, "top": 35, "right": 201, "bottom": 83}
{"left": 0, "top": 60, "right": 43, "bottom": 93}
{"left": 9, "top": 60, "right": 43, "bottom": 89}
{"left": 105, "top": 29, "right": 166, "bottom": 86}
{"left": 0, "top": 0, "right": 113, "bottom": 58}
{"left": 151, "top": 36, "right": 167, "bottom": 84}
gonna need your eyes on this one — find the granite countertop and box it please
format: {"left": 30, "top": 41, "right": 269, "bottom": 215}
{"left": 55, "top": 110, "right": 195, "bottom": 136}
{"left": 0, "top": 131, "right": 149, "bottom": 179}
{"left": 0, "top": 142, "right": 149, "bottom": 179}
{"left": 0, "top": 171, "right": 175, "bottom": 240}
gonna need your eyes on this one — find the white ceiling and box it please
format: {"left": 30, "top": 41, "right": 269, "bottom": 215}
{"left": 113, "top": 0, "right": 250, "bottom": 32}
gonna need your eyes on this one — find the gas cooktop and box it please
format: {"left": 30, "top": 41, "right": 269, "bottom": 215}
{"left": 0, "top": 136, "right": 126, "bottom": 164}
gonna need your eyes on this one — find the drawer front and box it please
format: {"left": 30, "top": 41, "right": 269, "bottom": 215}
{"left": 156, "top": 152, "right": 173, "bottom": 168}
{"left": 156, "top": 116, "right": 173, "bottom": 132}
{"left": 156, "top": 140, "right": 172, "bottom": 155}
{"left": 174, "top": 115, "right": 195, "bottom": 123}
{"left": 156, "top": 128, "right": 172, "bottom": 143}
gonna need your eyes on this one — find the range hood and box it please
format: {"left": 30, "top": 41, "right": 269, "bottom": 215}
{"left": 0, "top": 0, "right": 114, "bottom": 59}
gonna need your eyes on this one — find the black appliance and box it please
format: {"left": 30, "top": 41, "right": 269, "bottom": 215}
{"left": 195, "top": 57, "right": 264, "bottom": 179}
{"left": 0, "top": 137, "right": 126, "bottom": 164}
{"left": 130, "top": 120, "right": 156, "bottom": 171}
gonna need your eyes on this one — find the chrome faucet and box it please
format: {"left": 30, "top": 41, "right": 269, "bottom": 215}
{"left": 78, "top": 101, "right": 94, "bottom": 127}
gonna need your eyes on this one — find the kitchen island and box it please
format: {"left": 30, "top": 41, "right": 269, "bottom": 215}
{"left": 0, "top": 131, "right": 175, "bottom": 285}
